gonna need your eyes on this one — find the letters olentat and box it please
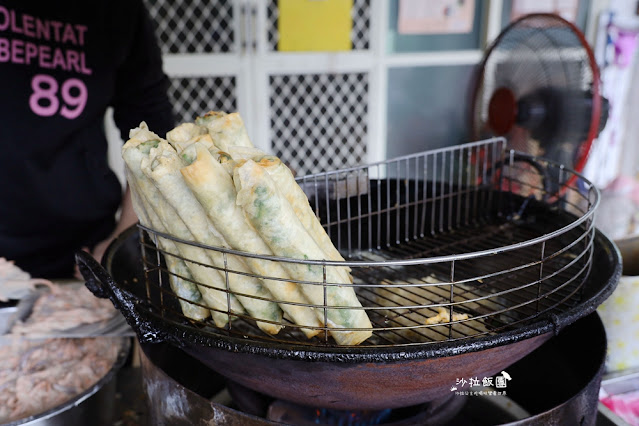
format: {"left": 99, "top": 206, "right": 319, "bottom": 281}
{"left": 0, "top": 6, "right": 92, "bottom": 75}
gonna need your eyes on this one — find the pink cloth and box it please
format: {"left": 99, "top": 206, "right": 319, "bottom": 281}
{"left": 601, "top": 390, "right": 639, "bottom": 425}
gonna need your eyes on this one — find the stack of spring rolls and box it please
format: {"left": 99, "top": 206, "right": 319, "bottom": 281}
{"left": 121, "top": 111, "right": 372, "bottom": 346}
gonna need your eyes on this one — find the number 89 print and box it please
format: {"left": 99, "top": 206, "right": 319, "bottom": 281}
{"left": 29, "top": 74, "right": 87, "bottom": 119}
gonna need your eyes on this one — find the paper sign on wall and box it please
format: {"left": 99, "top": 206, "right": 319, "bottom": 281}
{"left": 278, "top": 0, "right": 353, "bottom": 51}
{"left": 398, "top": 0, "right": 475, "bottom": 34}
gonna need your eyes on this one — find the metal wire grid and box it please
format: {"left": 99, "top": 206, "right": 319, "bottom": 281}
{"left": 143, "top": 0, "right": 234, "bottom": 54}
{"left": 135, "top": 138, "right": 598, "bottom": 347}
{"left": 269, "top": 72, "right": 368, "bottom": 176}
{"left": 167, "top": 76, "right": 237, "bottom": 125}
{"left": 145, "top": 0, "right": 369, "bottom": 54}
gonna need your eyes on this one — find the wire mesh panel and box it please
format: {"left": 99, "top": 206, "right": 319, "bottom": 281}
{"left": 269, "top": 72, "right": 368, "bottom": 175}
{"left": 134, "top": 138, "right": 599, "bottom": 348}
{"left": 266, "top": 0, "right": 371, "bottom": 51}
{"left": 143, "top": 0, "right": 235, "bottom": 54}
{"left": 168, "top": 76, "right": 237, "bottom": 125}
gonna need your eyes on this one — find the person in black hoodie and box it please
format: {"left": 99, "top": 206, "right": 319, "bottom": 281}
{"left": 0, "top": 0, "right": 175, "bottom": 278}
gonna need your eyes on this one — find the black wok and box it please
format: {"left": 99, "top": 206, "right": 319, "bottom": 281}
{"left": 76, "top": 224, "right": 619, "bottom": 410}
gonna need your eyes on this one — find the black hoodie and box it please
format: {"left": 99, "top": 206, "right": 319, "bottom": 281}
{"left": 0, "top": 0, "right": 175, "bottom": 277}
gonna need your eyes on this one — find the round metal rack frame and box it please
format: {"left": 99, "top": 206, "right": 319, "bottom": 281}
{"left": 136, "top": 138, "right": 599, "bottom": 348}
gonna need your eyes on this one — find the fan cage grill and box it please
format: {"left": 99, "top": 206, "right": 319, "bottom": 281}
{"left": 472, "top": 13, "right": 599, "bottom": 172}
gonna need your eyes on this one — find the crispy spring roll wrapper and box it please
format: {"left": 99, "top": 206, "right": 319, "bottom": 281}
{"left": 122, "top": 131, "right": 244, "bottom": 327}
{"left": 142, "top": 142, "right": 282, "bottom": 335}
{"left": 123, "top": 137, "right": 241, "bottom": 326}
{"left": 195, "top": 111, "right": 254, "bottom": 151}
{"left": 254, "top": 156, "right": 351, "bottom": 278}
{"left": 217, "top": 151, "right": 235, "bottom": 175}
{"left": 180, "top": 144, "right": 322, "bottom": 338}
{"left": 167, "top": 124, "right": 217, "bottom": 155}
{"left": 126, "top": 168, "right": 210, "bottom": 321}
{"left": 227, "top": 146, "right": 267, "bottom": 161}
{"left": 166, "top": 122, "right": 207, "bottom": 149}
{"left": 123, "top": 124, "right": 209, "bottom": 321}
{"left": 233, "top": 160, "right": 373, "bottom": 346}
{"left": 144, "top": 198, "right": 245, "bottom": 327}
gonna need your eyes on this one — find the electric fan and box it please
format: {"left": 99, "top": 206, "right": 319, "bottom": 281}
{"left": 470, "top": 13, "right": 609, "bottom": 175}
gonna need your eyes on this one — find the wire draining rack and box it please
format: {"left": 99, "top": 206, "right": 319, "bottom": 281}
{"left": 137, "top": 137, "right": 599, "bottom": 348}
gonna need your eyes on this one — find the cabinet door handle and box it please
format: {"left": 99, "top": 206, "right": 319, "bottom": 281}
{"left": 239, "top": 1, "right": 248, "bottom": 54}
{"left": 249, "top": 3, "right": 257, "bottom": 53}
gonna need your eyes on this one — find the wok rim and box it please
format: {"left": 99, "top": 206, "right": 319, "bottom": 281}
{"left": 100, "top": 226, "right": 620, "bottom": 364}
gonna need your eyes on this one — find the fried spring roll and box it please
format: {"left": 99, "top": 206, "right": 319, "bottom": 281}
{"left": 166, "top": 122, "right": 206, "bottom": 142}
{"left": 233, "top": 160, "right": 373, "bottom": 346}
{"left": 180, "top": 144, "right": 322, "bottom": 338}
{"left": 166, "top": 123, "right": 217, "bottom": 155}
{"left": 126, "top": 167, "right": 210, "bottom": 321}
{"left": 195, "top": 111, "right": 254, "bottom": 151}
{"left": 142, "top": 142, "right": 282, "bottom": 335}
{"left": 216, "top": 151, "right": 236, "bottom": 175}
{"left": 124, "top": 125, "right": 209, "bottom": 320}
{"left": 227, "top": 146, "right": 267, "bottom": 161}
{"left": 254, "top": 156, "right": 351, "bottom": 278}
{"left": 122, "top": 125, "right": 244, "bottom": 327}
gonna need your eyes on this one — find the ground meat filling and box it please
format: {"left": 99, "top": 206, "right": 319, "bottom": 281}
{"left": 0, "top": 337, "right": 120, "bottom": 423}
